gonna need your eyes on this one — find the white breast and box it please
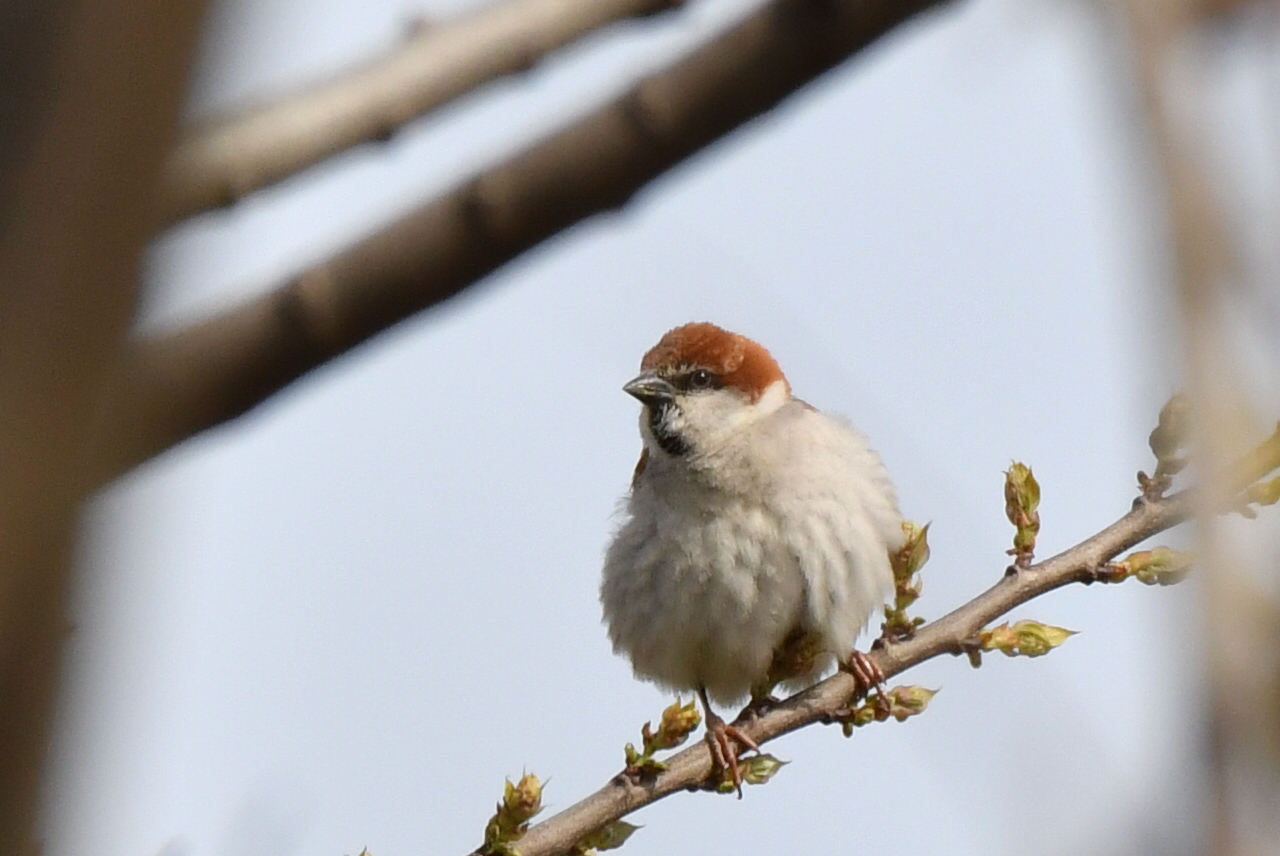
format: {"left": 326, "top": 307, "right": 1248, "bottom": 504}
{"left": 601, "top": 398, "right": 903, "bottom": 706}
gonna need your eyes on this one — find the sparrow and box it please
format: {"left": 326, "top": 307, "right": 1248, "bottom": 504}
{"left": 600, "top": 322, "right": 905, "bottom": 790}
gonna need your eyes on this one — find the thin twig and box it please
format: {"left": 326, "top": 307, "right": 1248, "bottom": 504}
{"left": 480, "top": 487, "right": 1195, "bottom": 856}
{"left": 497, "top": 418, "right": 1280, "bottom": 856}
{"left": 157, "top": 0, "right": 685, "bottom": 224}
{"left": 90, "top": 0, "right": 951, "bottom": 485}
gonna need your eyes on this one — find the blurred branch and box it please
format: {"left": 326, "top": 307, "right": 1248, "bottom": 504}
{"left": 473, "top": 432, "right": 1280, "bottom": 856}
{"left": 89, "top": 0, "right": 951, "bottom": 484}
{"left": 1120, "top": 0, "right": 1280, "bottom": 851}
{"left": 0, "top": 1, "right": 208, "bottom": 852}
{"left": 157, "top": 0, "right": 686, "bottom": 224}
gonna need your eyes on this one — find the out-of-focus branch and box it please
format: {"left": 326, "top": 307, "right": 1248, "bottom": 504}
{"left": 473, "top": 431, "right": 1280, "bottom": 856}
{"left": 90, "top": 0, "right": 951, "bottom": 485}
{"left": 157, "top": 0, "right": 685, "bottom": 224}
{"left": 0, "top": 1, "right": 207, "bottom": 852}
{"left": 1121, "top": 0, "right": 1280, "bottom": 851}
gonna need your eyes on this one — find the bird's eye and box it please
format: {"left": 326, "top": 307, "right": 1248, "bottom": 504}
{"left": 689, "top": 369, "right": 715, "bottom": 389}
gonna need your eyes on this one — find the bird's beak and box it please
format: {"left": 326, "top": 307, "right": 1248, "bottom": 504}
{"left": 623, "top": 372, "right": 676, "bottom": 406}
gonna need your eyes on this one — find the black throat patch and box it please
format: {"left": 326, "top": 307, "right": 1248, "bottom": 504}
{"left": 647, "top": 403, "right": 689, "bottom": 457}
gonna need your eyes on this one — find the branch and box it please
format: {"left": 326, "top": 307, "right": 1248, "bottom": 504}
{"left": 89, "top": 0, "right": 951, "bottom": 486}
{"left": 0, "top": 1, "right": 208, "bottom": 851}
{"left": 1121, "top": 0, "right": 1280, "bottom": 847}
{"left": 157, "top": 0, "right": 685, "bottom": 224}
{"left": 483, "top": 494, "right": 1189, "bottom": 856}
{"left": 484, "top": 426, "right": 1280, "bottom": 856}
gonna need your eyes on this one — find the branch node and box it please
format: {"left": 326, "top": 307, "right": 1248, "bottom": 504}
{"left": 619, "top": 85, "right": 667, "bottom": 147}
{"left": 461, "top": 177, "right": 501, "bottom": 245}
{"left": 279, "top": 266, "right": 342, "bottom": 353}
{"left": 952, "top": 637, "right": 983, "bottom": 668}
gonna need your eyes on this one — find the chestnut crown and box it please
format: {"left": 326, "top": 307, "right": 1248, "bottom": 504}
{"left": 638, "top": 322, "right": 787, "bottom": 403}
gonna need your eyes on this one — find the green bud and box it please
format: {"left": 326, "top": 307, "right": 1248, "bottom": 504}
{"left": 1149, "top": 393, "right": 1190, "bottom": 463}
{"left": 626, "top": 698, "right": 701, "bottom": 775}
{"left": 887, "top": 685, "right": 938, "bottom": 721}
{"left": 1004, "top": 464, "right": 1041, "bottom": 564}
{"left": 654, "top": 698, "right": 701, "bottom": 749}
{"left": 1247, "top": 475, "right": 1280, "bottom": 508}
{"left": 739, "top": 754, "right": 787, "bottom": 785}
{"left": 837, "top": 686, "right": 937, "bottom": 734}
{"left": 1108, "top": 547, "right": 1193, "bottom": 586}
{"left": 572, "top": 821, "right": 641, "bottom": 855}
{"left": 1004, "top": 463, "right": 1041, "bottom": 523}
{"left": 482, "top": 773, "right": 543, "bottom": 855}
{"left": 506, "top": 773, "right": 542, "bottom": 823}
{"left": 979, "top": 620, "right": 1076, "bottom": 657}
{"left": 713, "top": 754, "right": 787, "bottom": 792}
{"left": 881, "top": 521, "right": 931, "bottom": 641}
{"left": 1139, "top": 394, "right": 1191, "bottom": 498}
{"left": 892, "top": 521, "right": 931, "bottom": 582}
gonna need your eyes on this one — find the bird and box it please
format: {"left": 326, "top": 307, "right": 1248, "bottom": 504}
{"left": 600, "top": 322, "right": 906, "bottom": 790}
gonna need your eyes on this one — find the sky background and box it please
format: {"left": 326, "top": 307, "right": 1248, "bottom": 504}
{"left": 38, "top": 0, "right": 1267, "bottom": 854}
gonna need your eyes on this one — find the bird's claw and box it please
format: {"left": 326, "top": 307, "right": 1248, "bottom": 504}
{"left": 704, "top": 713, "right": 759, "bottom": 798}
{"left": 846, "top": 650, "right": 886, "bottom": 699}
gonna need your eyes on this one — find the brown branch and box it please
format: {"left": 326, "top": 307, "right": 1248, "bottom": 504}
{"left": 494, "top": 427, "right": 1280, "bottom": 856}
{"left": 89, "top": 0, "right": 951, "bottom": 486}
{"left": 157, "top": 0, "right": 685, "bottom": 224}
{"left": 480, "top": 489, "right": 1195, "bottom": 856}
{"left": 0, "top": 1, "right": 208, "bottom": 852}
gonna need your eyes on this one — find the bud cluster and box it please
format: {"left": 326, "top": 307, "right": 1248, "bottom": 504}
{"left": 881, "top": 521, "right": 930, "bottom": 641}
{"left": 712, "top": 754, "right": 787, "bottom": 793}
{"left": 623, "top": 698, "right": 701, "bottom": 776}
{"left": 1100, "top": 547, "right": 1193, "bottom": 586}
{"left": 978, "top": 620, "right": 1075, "bottom": 658}
{"left": 1004, "top": 463, "right": 1041, "bottom": 568}
{"left": 480, "top": 773, "right": 543, "bottom": 856}
{"left": 834, "top": 685, "right": 938, "bottom": 737}
{"left": 1138, "top": 394, "right": 1189, "bottom": 500}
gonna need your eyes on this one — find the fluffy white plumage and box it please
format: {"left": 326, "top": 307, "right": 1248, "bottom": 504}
{"left": 601, "top": 323, "right": 905, "bottom": 707}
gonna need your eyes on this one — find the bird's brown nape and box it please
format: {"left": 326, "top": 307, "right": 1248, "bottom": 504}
{"left": 640, "top": 322, "right": 786, "bottom": 402}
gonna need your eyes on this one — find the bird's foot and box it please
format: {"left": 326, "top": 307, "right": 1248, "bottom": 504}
{"left": 704, "top": 709, "right": 759, "bottom": 798}
{"left": 844, "top": 649, "right": 886, "bottom": 699}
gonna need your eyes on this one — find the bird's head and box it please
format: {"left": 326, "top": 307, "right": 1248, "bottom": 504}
{"left": 624, "top": 322, "right": 791, "bottom": 459}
